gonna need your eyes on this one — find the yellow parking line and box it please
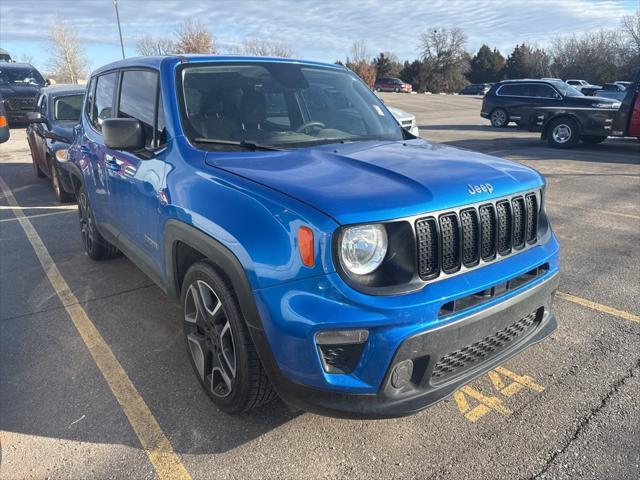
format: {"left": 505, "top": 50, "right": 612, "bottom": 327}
{"left": 557, "top": 291, "right": 640, "bottom": 323}
{"left": 545, "top": 201, "right": 640, "bottom": 221}
{"left": 0, "top": 176, "right": 191, "bottom": 480}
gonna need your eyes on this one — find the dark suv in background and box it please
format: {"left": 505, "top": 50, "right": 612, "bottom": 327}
{"left": 0, "top": 62, "right": 46, "bottom": 124}
{"left": 481, "top": 79, "right": 620, "bottom": 147}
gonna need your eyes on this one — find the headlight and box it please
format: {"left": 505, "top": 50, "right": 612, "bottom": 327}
{"left": 55, "top": 149, "right": 68, "bottom": 162}
{"left": 593, "top": 102, "right": 620, "bottom": 109}
{"left": 339, "top": 224, "right": 388, "bottom": 275}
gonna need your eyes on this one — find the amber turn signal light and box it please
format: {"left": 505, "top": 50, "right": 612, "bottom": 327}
{"left": 0, "top": 115, "right": 7, "bottom": 128}
{"left": 298, "top": 226, "right": 314, "bottom": 267}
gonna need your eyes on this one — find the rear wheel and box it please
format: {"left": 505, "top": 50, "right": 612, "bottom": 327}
{"left": 77, "top": 186, "right": 119, "bottom": 260}
{"left": 182, "top": 261, "right": 276, "bottom": 413}
{"left": 393, "top": 87, "right": 400, "bottom": 93}
{"left": 51, "top": 163, "right": 75, "bottom": 203}
{"left": 490, "top": 108, "right": 509, "bottom": 128}
{"left": 580, "top": 135, "right": 607, "bottom": 145}
{"left": 547, "top": 117, "right": 580, "bottom": 148}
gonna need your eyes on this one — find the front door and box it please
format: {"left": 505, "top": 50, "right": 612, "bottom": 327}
{"left": 105, "top": 69, "right": 166, "bottom": 272}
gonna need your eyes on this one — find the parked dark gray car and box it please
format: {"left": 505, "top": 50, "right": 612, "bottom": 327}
{"left": 27, "top": 84, "right": 85, "bottom": 202}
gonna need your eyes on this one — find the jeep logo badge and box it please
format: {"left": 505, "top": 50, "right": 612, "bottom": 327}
{"left": 467, "top": 183, "right": 494, "bottom": 195}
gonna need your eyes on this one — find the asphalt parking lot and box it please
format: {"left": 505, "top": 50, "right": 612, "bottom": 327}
{"left": 1, "top": 94, "right": 639, "bottom": 480}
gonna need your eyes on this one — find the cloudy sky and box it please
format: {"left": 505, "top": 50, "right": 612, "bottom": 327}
{"left": 1, "top": 0, "right": 638, "bottom": 72}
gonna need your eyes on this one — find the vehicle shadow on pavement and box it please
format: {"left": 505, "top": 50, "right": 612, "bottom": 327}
{"left": 0, "top": 161, "right": 300, "bottom": 455}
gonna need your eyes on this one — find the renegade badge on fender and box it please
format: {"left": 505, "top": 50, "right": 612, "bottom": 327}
{"left": 67, "top": 56, "right": 560, "bottom": 418}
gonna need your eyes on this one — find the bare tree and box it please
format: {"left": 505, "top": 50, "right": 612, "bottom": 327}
{"left": 621, "top": 9, "right": 640, "bottom": 54}
{"left": 136, "top": 35, "right": 175, "bottom": 56}
{"left": 239, "top": 39, "right": 293, "bottom": 57}
{"left": 20, "top": 54, "right": 34, "bottom": 64}
{"left": 174, "top": 20, "right": 216, "bottom": 54}
{"left": 349, "top": 40, "right": 369, "bottom": 64}
{"left": 47, "top": 21, "right": 88, "bottom": 84}
{"left": 419, "top": 28, "right": 470, "bottom": 93}
{"left": 345, "top": 41, "right": 376, "bottom": 87}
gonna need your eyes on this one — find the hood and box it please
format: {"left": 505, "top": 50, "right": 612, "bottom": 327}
{"left": 0, "top": 83, "right": 40, "bottom": 98}
{"left": 568, "top": 95, "right": 619, "bottom": 107}
{"left": 205, "top": 139, "right": 544, "bottom": 225}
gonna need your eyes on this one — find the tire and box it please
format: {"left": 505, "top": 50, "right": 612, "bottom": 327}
{"left": 51, "top": 163, "right": 75, "bottom": 203}
{"left": 375, "top": 87, "right": 381, "bottom": 92}
{"left": 547, "top": 117, "right": 580, "bottom": 148}
{"left": 490, "top": 108, "right": 509, "bottom": 128}
{"left": 580, "top": 135, "right": 608, "bottom": 145}
{"left": 393, "top": 87, "right": 400, "bottom": 93}
{"left": 181, "top": 261, "right": 276, "bottom": 413}
{"left": 77, "top": 186, "right": 119, "bottom": 260}
{"left": 30, "top": 147, "right": 46, "bottom": 178}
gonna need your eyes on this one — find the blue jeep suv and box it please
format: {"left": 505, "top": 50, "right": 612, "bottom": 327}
{"left": 67, "top": 56, "right": 560, "bottom": 418}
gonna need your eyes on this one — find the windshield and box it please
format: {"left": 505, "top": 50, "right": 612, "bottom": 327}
{"left": 54, "top": 94, "right": 83, "bottom": 121}
{"left": 551, "top": 81, "right": 583, "bottom": 97}
{"left": 0, "top": 67, "right": 45, "bottom": 86}
{"left": 178, "top": 62, "right": 404, "bottom": 148}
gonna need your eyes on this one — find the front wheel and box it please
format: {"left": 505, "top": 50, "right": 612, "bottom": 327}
{"left": 393, "top": 87, "right": 400, "bottom": 93}
{"left": 182, "top": 261, "right": 276, "bottom": 413}
{"left": 51, "top": 164, "right": 75, "bottom": 203}
{"left": 490, "top": 108, "right": 509, "bottom": 128}
{"left": 547, "top": 118, "right": 580, "bottom": 148}
{"left": 77, "top": 186, "right": 119, "bottom": 260}
{"left": 580, "top": 135, "right": 607, "bottom": 145}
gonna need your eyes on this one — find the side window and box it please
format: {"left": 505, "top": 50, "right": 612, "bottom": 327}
{"left": 498, "top": 84, "right": 525, "bottom": 96}
{"left": 84, "top": 77, "right": 96, "bottom": 122}
{"left": 93, "top": 72, "right": 117, "bottom": 131}
{"left": 531, "top": 85, "right": 559, "bottom": 99}
{"left": 118, "top": 70, "right": 158, "bottom": 148}
{"left": 156, "top": 94, "right": 166, "bottom": 148}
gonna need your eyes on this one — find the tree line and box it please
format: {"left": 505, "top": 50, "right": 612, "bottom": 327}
{"left": 43, "top": 10, "right": 638, "bottom": 91}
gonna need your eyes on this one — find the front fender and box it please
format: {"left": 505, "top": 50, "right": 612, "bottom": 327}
{"left": 162, "top": 156, "right": 339, "bottom": 292}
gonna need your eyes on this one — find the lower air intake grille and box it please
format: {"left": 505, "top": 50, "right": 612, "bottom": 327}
{"left": 431, "top": 308, "right": 541, "bottom": 384}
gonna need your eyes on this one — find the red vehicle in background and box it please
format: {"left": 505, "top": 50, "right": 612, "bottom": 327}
{"left": 611, "top": 71, "right": 640, "bottom": 140}
{"left": 374, "top": 77, "right": 413, "bottom": 93}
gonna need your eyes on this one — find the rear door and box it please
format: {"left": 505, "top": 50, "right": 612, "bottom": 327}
{"left": 495, "top": 83, "right": 531, "bottom": 122}
{"left": 106, "top": 68, "right": 167, "bottom": 270}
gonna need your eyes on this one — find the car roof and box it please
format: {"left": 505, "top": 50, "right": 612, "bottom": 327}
{"left": 0, "top": 62, "right": 38, "bottom": 70}
{"left": 91, "top": 55, "right": 348, "bottom": 77}
{"left": 41, "top": 84, "right": 86, "bottom": 95}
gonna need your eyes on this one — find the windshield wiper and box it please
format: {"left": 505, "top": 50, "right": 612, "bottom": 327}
{"left": 192, "top": 138, "right": 284, "bottom": 151}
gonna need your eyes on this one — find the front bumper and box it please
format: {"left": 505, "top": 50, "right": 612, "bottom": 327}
{"left": 251, "top": 236, "right": 560, "bottom": 418}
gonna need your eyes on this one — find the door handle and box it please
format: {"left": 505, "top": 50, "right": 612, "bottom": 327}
{"left": 104, "top": 154, "right": 121, "bottom": 171}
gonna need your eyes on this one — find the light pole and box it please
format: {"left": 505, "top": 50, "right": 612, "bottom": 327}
{"left": 113, "top": 0, "right": 125, "bottom": 59}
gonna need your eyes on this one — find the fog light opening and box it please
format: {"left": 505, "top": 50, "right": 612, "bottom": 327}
{"left": 316, "top": 329, "right": 369, "bottom": 374}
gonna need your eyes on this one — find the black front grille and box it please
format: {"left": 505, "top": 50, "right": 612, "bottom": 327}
{"left": 460, "top": 209, "right": 480, "bottom": 267}
{"left": 430, "top": 309, "right": 541, "bottom": 384}
{"left": 496, "top": 200, "right": 512, "bottom": 256}
{"left": 416, "top": 192, "right": 539, "bottom": 281}
{"left": 439, "top": 214, "right": 461, "bottom": 273}
{"left": 416, "top": 218, "right": 439, "bottom": 278}
{"left": 512, "top": 197, "right": 526, "bottom": 250}
{"left": 7, "top": 96, "right": 35, "bottom": 111}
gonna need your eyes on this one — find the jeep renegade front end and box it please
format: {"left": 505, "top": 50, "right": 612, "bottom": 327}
{"left": 67, "top": 56, "right": 560, "bottom": 418}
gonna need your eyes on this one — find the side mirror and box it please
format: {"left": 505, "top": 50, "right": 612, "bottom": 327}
{"left": 103, "top": 118, "right": 145, "bottom": 151}
{"left": 27, "top": 112, "right": 47, "bottom": 123}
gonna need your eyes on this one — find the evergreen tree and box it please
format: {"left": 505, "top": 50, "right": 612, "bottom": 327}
{"left": 468, "top": 45, "right": 505, "bottom": 83}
